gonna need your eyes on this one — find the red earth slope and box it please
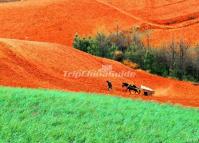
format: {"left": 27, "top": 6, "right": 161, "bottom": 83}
{"left": 1, "top": 0, "right": 199, "bottom": 46}
{"left": 99, "top": 0, "right": 199, "bottom": 45}
{"left": 0, "top": 38, "right": 199, "bottom": 107}
{"left": 0, "top": 0, "right": 138, "bottom": 46}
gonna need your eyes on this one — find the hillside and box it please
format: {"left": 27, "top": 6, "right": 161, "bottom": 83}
{"left": 1, "top": 38, "right": 199, "bottom": 107}
{"left": 98, "top": 0, "right": 199, "bottom": 45}
{"left": 1, "top": 86, "right": 199, "bottom": 142}
{"left": 0, "top": 0, "right": 199, "bottom": 46}
{"left": 0, "top": 0, "right": 137, "bottom": 45}
{"left": 0, "top": 1, "right": 199, "bottom": 142}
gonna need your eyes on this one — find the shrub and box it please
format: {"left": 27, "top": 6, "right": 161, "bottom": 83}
{"left": 72, "top": 30, "right": 199, "bottom": 82}
{"left": 113, "top": 50, "right": 123, "bottom": 62}
{"left": 122, "top": 60, "right": 139, "bottom": 69}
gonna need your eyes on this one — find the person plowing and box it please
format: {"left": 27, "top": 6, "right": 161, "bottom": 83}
{"left": 106, "top": 80, "right": 112, "bottom": 91}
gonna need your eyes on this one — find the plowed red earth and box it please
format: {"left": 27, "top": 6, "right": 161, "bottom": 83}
{"left": 0, "top": 0, "right": 138, "bottom": 46}
{"left": 1, "top": 0, "right": 199, "bottom": 46}
{"left": 1, "top": 38, "right": 199, "bottom": 107}
{"left": 99, "top": 0, "right": 199, "bottom": 45}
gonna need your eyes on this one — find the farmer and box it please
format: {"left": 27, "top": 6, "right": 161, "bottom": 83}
{"left": 106, "top": 80, "right": 112, "bottom": 91}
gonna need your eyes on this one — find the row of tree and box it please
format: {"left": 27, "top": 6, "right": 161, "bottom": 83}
{"left": 73, "top": 29, "right": 199, "bottom": 82}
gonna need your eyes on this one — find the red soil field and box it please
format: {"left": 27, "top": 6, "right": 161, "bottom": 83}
{"left": 1, "top": 0, "right": 199, "bottom": 46}
{"left": 99, "top": 0, "right": 199, "bottom": 45}
{"left": 0, "top": 0, "right": 138, "bottom": 46}
{"left": 1, "top": 38, "right": 199, "bottom": 107}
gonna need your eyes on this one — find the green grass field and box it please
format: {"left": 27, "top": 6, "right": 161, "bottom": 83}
{"left": 0, "top": 86, "right": 199, "bottom": 143}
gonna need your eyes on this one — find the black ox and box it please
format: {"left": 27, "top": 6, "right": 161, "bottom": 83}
{"left": 122, "top": 82, "right": 141, "bottom": 94}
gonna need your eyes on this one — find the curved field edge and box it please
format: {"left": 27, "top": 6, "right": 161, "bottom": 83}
{"left": 0, "top": 86, "right": 199, "bottom": 143}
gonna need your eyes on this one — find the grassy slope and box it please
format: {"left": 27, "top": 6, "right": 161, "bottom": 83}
{"left": 0, "top": 87, "right": 199, "bottom": 143}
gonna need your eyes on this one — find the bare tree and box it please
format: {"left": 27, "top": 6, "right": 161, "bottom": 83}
{"left": 166, "top": 39, "right": 177, "bottom": 76}
{"left": 177, "top": 40, "right": 188, "bottom": 79}
{"left": 194, "top": 46, "right": 199, "bottom": 80}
